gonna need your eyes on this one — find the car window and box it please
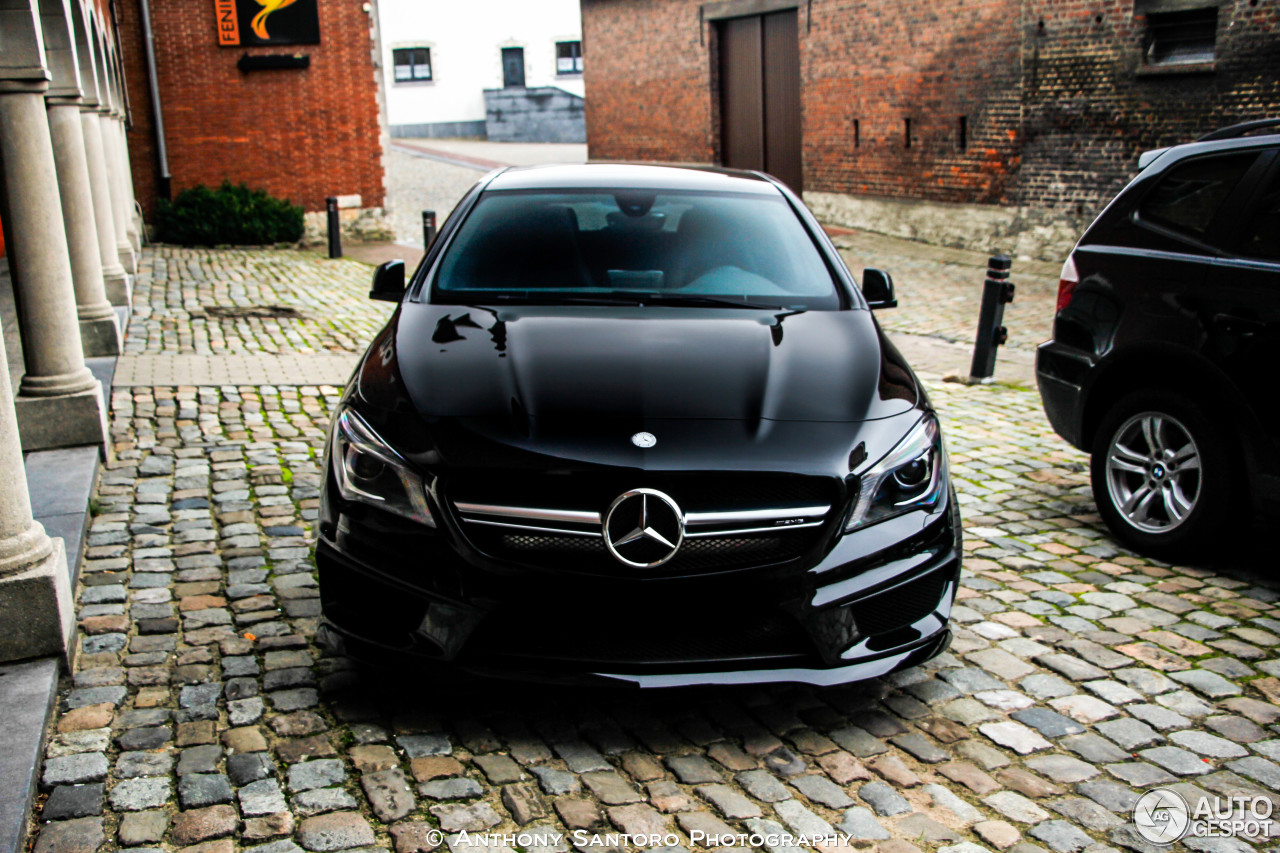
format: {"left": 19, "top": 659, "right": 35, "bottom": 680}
{"left": 1238, "top": 170, "right": 1280, "bottom": 261}
{"left": 431, "top": 190, "right": 841, "bottom": 309}
{"left": 1139, "top": 152, "right": 1256, "bottom": 238}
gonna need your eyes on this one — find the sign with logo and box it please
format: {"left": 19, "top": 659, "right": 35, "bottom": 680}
{"left": 214, "top": 0, "right": 320, "bottom": 47}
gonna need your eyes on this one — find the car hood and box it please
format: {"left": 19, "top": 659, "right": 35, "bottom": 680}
{"left": 379, "top": 303, "right": 917, "bottom": 423}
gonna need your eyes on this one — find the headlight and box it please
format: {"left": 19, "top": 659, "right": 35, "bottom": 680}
{"left": 330, "top": 408, "right": 435, "bottom": 527}
{"left": 845, "top": 414, "right": 947, "bottom": 532}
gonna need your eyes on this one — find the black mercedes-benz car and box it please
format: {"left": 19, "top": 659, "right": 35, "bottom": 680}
{"left": 315, "top": 164, "right": 961, "bottom": 687}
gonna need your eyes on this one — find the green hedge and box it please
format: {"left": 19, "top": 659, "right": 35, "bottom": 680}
{"left": 154, "top": 181, "right": 305, "bottom": 246}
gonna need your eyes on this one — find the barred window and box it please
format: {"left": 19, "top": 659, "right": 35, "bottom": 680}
{"left": 392, "top": 47, "right": 432, "bottom": 82}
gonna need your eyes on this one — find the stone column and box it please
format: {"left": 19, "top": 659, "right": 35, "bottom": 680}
{"left": 102, "top": 111, "right": 137, "bottom": 272}
{"left": 0, "top": 324, "right": 74, "bottom": 665}
{"left": 47, "top": 100, "right": 121, "bottom": 356}
{"left": 0, "top": 82, "right": 109, "bottom": 450}
{"left": 81, "top": 109, "right": 131, "bottom": 305}
{"left": 113, "top": 116, "right": 141, "bottom": 252}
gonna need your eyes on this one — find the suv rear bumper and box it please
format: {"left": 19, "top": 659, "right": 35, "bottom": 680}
{"left": 1036, "top": 341, "right": 1094, "bottom": 450}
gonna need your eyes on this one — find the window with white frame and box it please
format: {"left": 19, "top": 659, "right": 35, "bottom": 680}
{"left": 392, "top": 47, "right": 432, "bottom": 82}
{"left": 556, "top": 41, "right": 583, "bottom": 75}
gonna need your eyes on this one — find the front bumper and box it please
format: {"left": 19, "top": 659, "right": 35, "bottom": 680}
{"left": 315, "top": 486, "right": 962, "bottom": 688}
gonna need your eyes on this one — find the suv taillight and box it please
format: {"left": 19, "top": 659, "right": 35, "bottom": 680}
{"left": 1056, "top": 254, "right": 1079, "bottom": 314}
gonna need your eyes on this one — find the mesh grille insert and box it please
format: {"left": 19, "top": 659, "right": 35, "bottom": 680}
{"left": 847, "top": 569, "right": 950, "bottom": 637}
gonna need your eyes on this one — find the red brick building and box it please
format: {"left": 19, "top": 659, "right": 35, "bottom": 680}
{"left": 117, "top": 0, "right": 387, "bottom": 229}
{"left": 582, "top": 0, "right": 1280, "bottom": 215}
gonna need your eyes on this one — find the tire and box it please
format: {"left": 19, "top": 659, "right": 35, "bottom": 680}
{"left": 1089, "top": 390, "right": 1235, "bottom": 559}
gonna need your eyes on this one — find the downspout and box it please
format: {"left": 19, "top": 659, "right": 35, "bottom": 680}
{"left": 136, "top": 0, "right": 171, "bottom": 199}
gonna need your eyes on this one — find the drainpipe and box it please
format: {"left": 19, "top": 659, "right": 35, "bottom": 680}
{"left": 136, "top": 0, "right": 171, "bottom": 199}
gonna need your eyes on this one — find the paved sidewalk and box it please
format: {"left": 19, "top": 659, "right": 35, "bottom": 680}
{"left": 112, "top": 355, "right": 359, "bottom": 388}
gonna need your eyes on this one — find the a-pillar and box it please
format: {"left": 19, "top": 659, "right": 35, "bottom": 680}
{"left": 0, "top": 81, "right": 109, "bottom": 451}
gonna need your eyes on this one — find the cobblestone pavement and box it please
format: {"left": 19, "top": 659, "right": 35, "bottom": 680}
{"left": 122, "top": 248, "right": 395, "bottom": 356}
{"left": 831, "top": 231, "right": 1061, "bottom": 354}
{"left": 31, "top": 247, "right": 1280, "bottom": 853}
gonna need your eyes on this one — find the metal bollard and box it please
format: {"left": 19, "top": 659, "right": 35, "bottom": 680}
{"left": 968, "top": 255, "right": 1015, "bottom": 382}
{"left": 326, "top": 196, "right": 342, "bottom": 259}
{"left": 422, "top": 210, "right": 437, "bottom": 249}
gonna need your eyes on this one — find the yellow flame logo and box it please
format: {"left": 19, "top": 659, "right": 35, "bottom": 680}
{"left": 250, "top": 0, "right": 298, "bottom": 40}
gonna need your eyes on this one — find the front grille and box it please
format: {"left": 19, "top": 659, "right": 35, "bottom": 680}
{"left": 472, "top": 527, "right": 817, "bottom": 573}
{"left": 847, "top": 568, "right": 950, "bottom": 637}
{"left": 448, "top": 471, "right": 840, "bottom": 575}
{"left": 465, "top": 604, "right": 813, "bottom": 666}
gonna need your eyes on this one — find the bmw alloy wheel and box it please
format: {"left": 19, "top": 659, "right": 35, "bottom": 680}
{"left": 1104, "top": 411, "right": 1201, "bottom": 534}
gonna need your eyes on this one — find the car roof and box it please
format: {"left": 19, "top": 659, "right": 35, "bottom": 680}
{"left": 483, "top": 163, "right": 784, "bottom": 195}
{"left": 1143, "top": 132, "right": 1280, "bottom": 173}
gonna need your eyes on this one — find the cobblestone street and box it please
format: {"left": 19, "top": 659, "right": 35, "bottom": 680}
{"left": 30, "top": 246, "right": 1280, "bottom": 853}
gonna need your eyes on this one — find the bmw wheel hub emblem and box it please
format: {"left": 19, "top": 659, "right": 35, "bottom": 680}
{"left": 603, "top": 489, "right": 684, "bottom": 568}
{"left": 631, "top": 432, "right": 657, "bottom": 448}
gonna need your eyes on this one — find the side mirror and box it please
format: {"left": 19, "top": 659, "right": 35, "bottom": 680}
{"left": 861, "top": 268, "right": 897, "bottom": 309}
{"left": 370, "top": 260, "right": 406, "bottom": 302}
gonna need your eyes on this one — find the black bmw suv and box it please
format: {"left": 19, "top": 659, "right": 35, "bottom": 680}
{"left": 1037, "top": 120, "right": 1280, "bottom": 557}
{"left": 316, "top": 164, "right": 961, "bottom": 686}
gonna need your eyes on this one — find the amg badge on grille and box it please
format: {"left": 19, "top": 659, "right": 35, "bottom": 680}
{"left": 631, "top": 432, "right": 657, "bottom": 448}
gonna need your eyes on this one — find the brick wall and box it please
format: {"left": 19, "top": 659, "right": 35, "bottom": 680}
{"left": 582, "top": 0, "right": 717, "bottom": 164}
{"left": 118, "top": 0, "right": 385, "bottom": 218}
{"left": 581, "top": 0, "right": 1280, "bottom": 216}
{"left": 1016, "top": 0, "right": 1280, "bottom": 215}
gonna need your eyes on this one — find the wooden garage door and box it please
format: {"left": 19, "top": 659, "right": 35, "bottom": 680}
{"left": 718, "top": 9, "right": 802, "bottom": 193}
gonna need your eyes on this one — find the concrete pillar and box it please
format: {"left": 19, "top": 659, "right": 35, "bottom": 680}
{"left": 0, "top": 85, "right": 109, "bottom": 451}
{"left": 47, "top": 102, "right": 121, "bottom": 356}
{"left": 102, "top": 112, "right": 137, "bottom": 272}
{"left": 0, "top": 323, "right": 74, "bottom": 665}
{"left": 112, "top": 116, "right": 141, "bottom": 252}
{"left": 81, "top": 109, "right": 131, "bottom": 305}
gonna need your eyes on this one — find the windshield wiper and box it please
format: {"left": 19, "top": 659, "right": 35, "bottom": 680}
{"left": 467, "top": 292, "right": 647, "bottom": 305}
{"left": 642, "top": 293, "right": 786, "bottom": 310}
{"left": 455, "top": 292, "right": 786, "bottom": 309}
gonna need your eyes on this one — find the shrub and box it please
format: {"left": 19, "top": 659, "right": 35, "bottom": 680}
{"left": 154, "top": 180, "right": 304, "bottom": 246}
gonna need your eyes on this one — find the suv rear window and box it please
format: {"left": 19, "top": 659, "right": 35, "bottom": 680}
{"left": 1140, "top": 152, "right": 1255, "bottom": 238}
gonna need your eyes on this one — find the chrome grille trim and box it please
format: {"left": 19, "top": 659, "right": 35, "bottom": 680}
{"left": 685, "top": 520, "right": 825, "bottom": 538}
{"left": 455, "top": 502, "right": 602, "bottom": 526}
{"left": 465, "top": 518, "right": 603, "bottom": 537}
{"left": 685, "top": 506, "right": 831, "bottom": 527}
{"left": 454, "top": 500, "right": 831, "bottom": 538}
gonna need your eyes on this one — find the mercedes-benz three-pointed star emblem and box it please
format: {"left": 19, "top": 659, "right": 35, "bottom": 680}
{"left": 603, "top": 489, "right": 685, "bottom": 568}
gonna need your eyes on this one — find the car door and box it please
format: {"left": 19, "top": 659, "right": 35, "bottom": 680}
{"left": 1205, "top": 147, "right": 1280, "bottom": 468}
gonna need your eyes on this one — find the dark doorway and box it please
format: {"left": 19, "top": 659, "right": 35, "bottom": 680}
{"left": 718, "top": 10, "right": 802, "bottom": 193}
{"left": 502, "top": 47, "right": 526, "bottom": 88}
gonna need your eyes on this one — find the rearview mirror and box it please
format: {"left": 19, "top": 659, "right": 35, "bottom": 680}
{"left": 370, "top": 260, "right": 405, "bottom": 302}
{"left": 861, "top": 268, "right": 897, "bottom": 309}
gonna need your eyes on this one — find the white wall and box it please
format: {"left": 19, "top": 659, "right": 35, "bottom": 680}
{"left": 380, "top": 0, "right": 584, "bottom": 131}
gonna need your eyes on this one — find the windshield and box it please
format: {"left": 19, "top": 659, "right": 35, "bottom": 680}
{"left": 430, "top": 189, "right": 842, "bottom": 309}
